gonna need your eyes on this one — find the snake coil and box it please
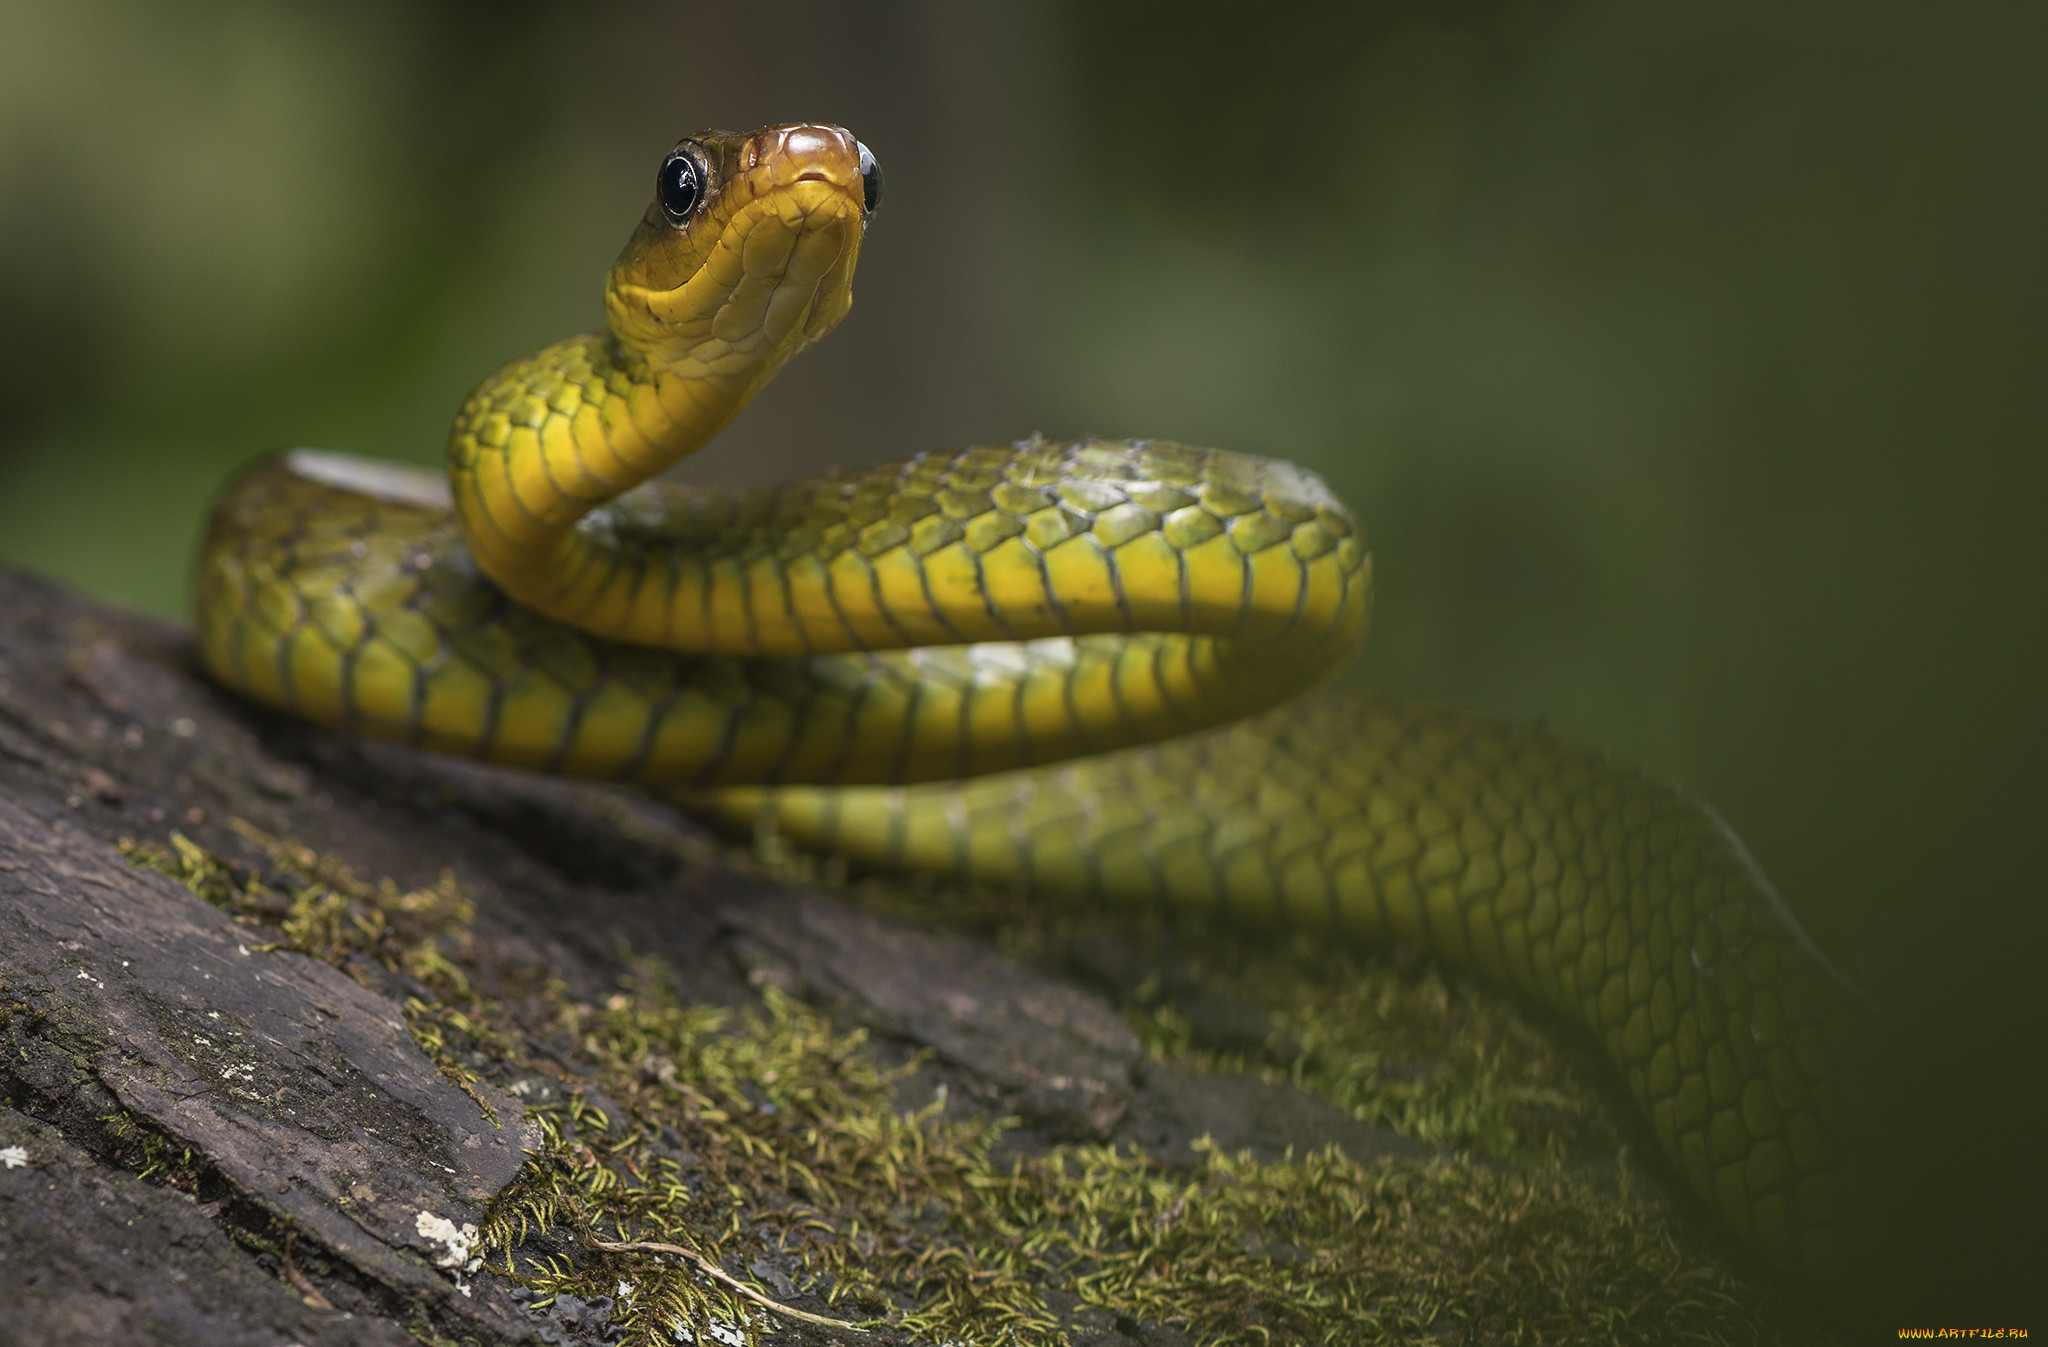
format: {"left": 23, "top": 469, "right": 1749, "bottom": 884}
{"left": 196, "top": 122, "right": 1859, "bottom": 1293}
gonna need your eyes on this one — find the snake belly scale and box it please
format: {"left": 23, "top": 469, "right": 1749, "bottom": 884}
{"left": 194, "top": 123, "right": 1858, "bottom": 1292}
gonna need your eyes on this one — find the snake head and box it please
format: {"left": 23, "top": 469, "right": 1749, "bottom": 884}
{"left": 605, "top": 123, "right": 873, "bottom": 399}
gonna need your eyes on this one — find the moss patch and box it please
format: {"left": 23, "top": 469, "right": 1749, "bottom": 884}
{"left": 119, "top": 823, "right": 515, "bottom": 1122}
{"left": 1122, "top": 944, "right": 1598, "bottom": 1166}
{"left": 125, "top": 824, "right": 1833, "bottom": 1346}
{"left": 99, "top": 1106, "right": 202, "bottom": 1188}
{"left": 785, "top": 856, "right": 1603, "bottom": 1166}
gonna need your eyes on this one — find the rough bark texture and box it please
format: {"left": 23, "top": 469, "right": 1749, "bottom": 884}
{"left": 0, "top": 562, "right": 1465, "bottom": 1345}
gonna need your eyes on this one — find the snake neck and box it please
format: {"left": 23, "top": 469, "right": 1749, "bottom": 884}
{"left": 442, "top": 123, "right": 869, "bottom": 646}
{"left": 444, "top": 329, "right": 766, "bottom": 605}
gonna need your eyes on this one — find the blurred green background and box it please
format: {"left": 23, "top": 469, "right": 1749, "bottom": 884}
{"left": 2, "top": 0, "right": 2041, "bottom": 1321}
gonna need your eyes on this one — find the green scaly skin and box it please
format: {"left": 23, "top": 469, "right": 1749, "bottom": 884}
{"left": 193, "top": 122, "right": 1859, "bottom": 1295}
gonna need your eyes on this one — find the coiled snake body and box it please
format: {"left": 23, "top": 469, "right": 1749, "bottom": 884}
{"left": 196, "top": 124, "right": 1857, "bottom": 1292}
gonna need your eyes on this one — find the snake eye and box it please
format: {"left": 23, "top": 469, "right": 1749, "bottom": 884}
{"left": 657, "top": 147, "right": 706, "bottom": 226}
{"left": 856, "top": 140, "right": 882, "bottom": 214}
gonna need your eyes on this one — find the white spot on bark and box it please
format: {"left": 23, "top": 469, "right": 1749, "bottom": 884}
{"left": 414, "top": 1209, "right": 482, "bottom": 1272}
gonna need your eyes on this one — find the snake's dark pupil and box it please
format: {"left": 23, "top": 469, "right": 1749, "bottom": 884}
{"left": 857, "top": 141, "right": 882, "bottom": 214}
{"left": 658, "top": 152, "right": 702, "bottom": 224}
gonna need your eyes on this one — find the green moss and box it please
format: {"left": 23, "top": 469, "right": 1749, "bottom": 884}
{"left": 99, "top": 1107, "right": 199, "bottom": 1187}
{"left": 490, "top": 966, "right": 1820, "bottom": 1345}
{"left": 751, "top": 843, "right": 1601, "bottom": 1166}
{"left": 119, "top": 824, "right": 513, "bottom": 1123}
{"left": 1120, "top": 943, "right": 1596, "bottom": 1165}
{"left": 124, "top": 823, "right": 1831, "bottom": 1345}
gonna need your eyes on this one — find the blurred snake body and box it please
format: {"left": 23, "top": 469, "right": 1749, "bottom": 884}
{"left": 196, "top": 124, "right": 1856, "bottom": 1291}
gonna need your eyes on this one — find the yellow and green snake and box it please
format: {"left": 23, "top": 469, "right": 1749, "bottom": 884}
{"left": 194, "top": 123, "right": 1858, "bottom": 1293}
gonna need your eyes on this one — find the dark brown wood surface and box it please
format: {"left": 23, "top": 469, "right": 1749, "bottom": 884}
{"left": 0, "top": 563, "right": 1451, "bottom": 1345}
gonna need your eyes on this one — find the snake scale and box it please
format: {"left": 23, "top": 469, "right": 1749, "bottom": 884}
{"left": 194, "top": 123, "right": 1858, "bottom": 1293}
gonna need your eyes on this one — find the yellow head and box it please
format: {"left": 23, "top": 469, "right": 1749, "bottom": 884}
{"left": 604, "top": 123, "right": 878, "bottom": 406}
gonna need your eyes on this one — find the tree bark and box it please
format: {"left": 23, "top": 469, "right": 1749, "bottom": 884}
{"left": 0, "top": 563, "right": 1451, "bottom": 1346}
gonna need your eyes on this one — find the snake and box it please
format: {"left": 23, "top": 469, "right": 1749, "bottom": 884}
{"left": 193, "top": 122, "right": 1859, "bottom": 1295}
